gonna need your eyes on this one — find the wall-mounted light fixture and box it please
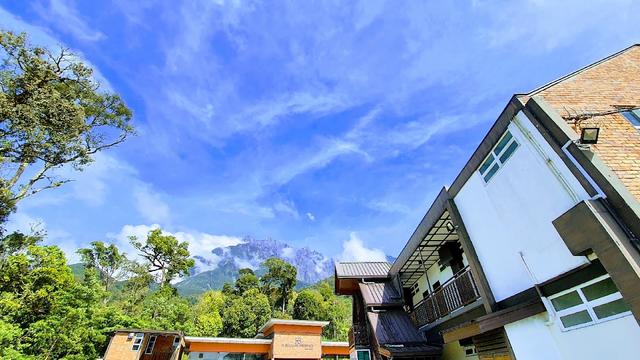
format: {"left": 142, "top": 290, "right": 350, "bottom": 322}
{"left": 445, "top": 221, "right": 455, "bottom": 232}
{"left": 580, "top": 127, "right": 600, "bottom": 144}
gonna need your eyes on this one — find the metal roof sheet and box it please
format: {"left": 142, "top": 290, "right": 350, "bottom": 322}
{"left": 366, "top": 309, "right": 426, "bottom": 345}
{"left": 335, "top": 262, "right": 391, "bottom": 279}
{"left": 359, "top": 282, "right": 403, "bottom": 307}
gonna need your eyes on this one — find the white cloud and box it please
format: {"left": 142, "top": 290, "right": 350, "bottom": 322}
{"left": 133, "top": 185, "right": 171, "bottom": 224}
{"left": 339, "top": 232, "right": 387, "bottom": 262}
{"left": 282, "top": 247, "right": 294, "bottom": 258}
{"left": 306, "top": 212, "right": 315, "bottom": 221}
{"left": 273, "top": 200, "right": 300, "bottom": 219}
{"left": 33, "top": 0, "right": 106, "bottom": 42}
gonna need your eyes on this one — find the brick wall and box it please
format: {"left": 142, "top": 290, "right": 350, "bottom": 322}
{"left": 532, "top": 45, "right": 640, "bottom": 200}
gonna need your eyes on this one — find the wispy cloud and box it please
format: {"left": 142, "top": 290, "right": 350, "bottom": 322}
{"left": 33, "top": 0, "right": 105, "bottom": 41}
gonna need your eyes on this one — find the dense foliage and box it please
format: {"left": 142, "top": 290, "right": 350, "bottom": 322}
{"left": 0, "top": 231, "right": 352, "bottom": 359}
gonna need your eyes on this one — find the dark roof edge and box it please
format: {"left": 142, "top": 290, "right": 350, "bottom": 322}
{"left": 448, "top": 96, "right": 524, "bottom": 197}
{"left": 113, "top": 329, "right": 183, "bottom": 336}
{"left": 389, "top": 187, "right": 450, "bottom": 276}
{"left": 528, "top": 44, "right": 640, "bottom": 96}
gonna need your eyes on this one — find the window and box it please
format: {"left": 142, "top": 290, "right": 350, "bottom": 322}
{"left": 131, "top": 333, "right": 144, "bottom": 351}
{"left": 548, "top": 275, "right": 631, "bottom": 330}
{"left": 464, "top": 345, "right": 477, "bottom": 357}
{"left": 144, "top": 335, "right": 157, "bottom": 354}
{"left": 409, "top": 283, "right": 420, "bottom": 296}
{"left": 478, "top": 130, "right": 519, "bottom": 183}
{"left": 621, "top": 109, "right": 640, "bottom": 129}
{"left": 172, "top": 336, "right": 180, "bottom": 349}
{"left": 357, "top": 350, "right": 371, "bottom": 360}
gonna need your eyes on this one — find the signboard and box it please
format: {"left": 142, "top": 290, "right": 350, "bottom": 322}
{"left": 272, "top": 333, "right": 321, "bottom": 359}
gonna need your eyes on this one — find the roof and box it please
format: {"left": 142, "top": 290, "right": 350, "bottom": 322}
{"left": 366, "top": 309, "right": 425, "bottom": 344}
{"left": 335, "top": 262, "right": 391, "bottom": 279}
{"left": 184, "top": 337, "right": 272, "bottom": 345}
{"left": 359, "top": 282, "right": 403, "bottom": 307}
{"left": 113, "top": 329, "right": 183, "bottom": 336}
{"left": 257, "top": 319, "right": 329, "bottom": 334}
{"left": 367, "top": 309, "right": 441, "bottom": 357}
{"left": 321, "top": 341, "right": 349, "bottom": 347}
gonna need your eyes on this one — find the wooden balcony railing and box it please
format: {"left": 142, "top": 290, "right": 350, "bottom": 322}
{"left": 348, "top": 322, "right": 369, "bottom": 348}
{"left": 410, "top": 266, "right": 480, "bottom": 328}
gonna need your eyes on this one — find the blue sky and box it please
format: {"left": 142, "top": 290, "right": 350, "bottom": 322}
{"left": 2, "top": 0, "right": 639, "bottom": 264}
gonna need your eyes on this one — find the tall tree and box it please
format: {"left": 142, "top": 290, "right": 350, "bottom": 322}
{"left": 192, "top": 290, "right": 225, "bottom": 337}
{"left": 260, "top": 257, "right": 297, "bottom": 312}
{"left": 234, "top": 268, "right": 259, "bottom": 295}
{"left": 129, "top": 229, "right": 195, "bottom": 285}
{"left": 222, "top": 288, "right": 271, "bottom": 338}
{"left": 0, "top": 31, "right": 133, "bottom": 227}
{"left": 293, "top": 289, "right": 326, "bottom": 321}
{"left": 77, "top": 241, "right": 127, "bottom": 291}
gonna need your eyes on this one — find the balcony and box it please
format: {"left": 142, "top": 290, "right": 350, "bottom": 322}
{"left": 409, "top": 266, "right": 480, "bottom": 328}
{"left": 348, "top": 322, "right": 370, "bottom": 349}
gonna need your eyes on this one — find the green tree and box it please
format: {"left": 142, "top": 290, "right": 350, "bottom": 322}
{"left": 293, "top": 289, "right": 326, "bottom": 321}
{"left": 260, "top": 258, "right": 297, "bottom": 312}
{"left": 141, "top": 285, "right": 194, "bottom": 333}
{"left": 0, "top": 31, "right": 133, "bottom": 227}
{"left": 192, "top": 290, "right": 225, "bottom": 336}
{"left": 0, "top": 231, "right": 42, "bottom": 272}
{"left": 77, "top": 241, "right": 127, "bottom": 291}
{"left": 234, "top": 268, "right": 259, "bottom": 295}
{"left": 130, "top": 229, "right": 195, "bottom": 285}
{"left": 222, "top": 288, "right": 271, "bottom": 338}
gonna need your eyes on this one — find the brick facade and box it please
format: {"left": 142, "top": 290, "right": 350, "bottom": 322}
{"left": 531, "top": 45, "right": 640, "bottom": 200}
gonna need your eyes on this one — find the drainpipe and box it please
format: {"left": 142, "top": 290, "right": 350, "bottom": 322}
{"left": 518, "top": 252, "right": 556, "bottom": 326}
{"left": 561, "top": 140, "right": 605, "bottom": 200}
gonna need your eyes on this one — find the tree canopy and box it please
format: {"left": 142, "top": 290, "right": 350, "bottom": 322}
{"left": 0, "top": 31, "right": 133, "bottom": 228}
{"left": 129, "top": 228, "right": 195, "bottom": 285}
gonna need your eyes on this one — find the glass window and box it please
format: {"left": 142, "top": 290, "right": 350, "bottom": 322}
{"left": 548, "top": 275, "right": 631, "bottom": 331}
{"left": 132, "top": 333, "right": 144, "bottom": 351}
{"left": 593, "top": 299, "right": 630, "bottom": 319}
{"left": 551, "top": 291, "right": 583, "bottom": 311}
{"left": 560, "top": 310, "right": 592, "bottom": 328}
{"left": 493, "top": 131, "right": 513, "bottom": 155}
{"left": 479, "top": 154, "right": 495, "bottom": 175}
{"left": 582, "top": 277, "right": 618, "bottom": 301}
{"left": 477, "top": 129, "right": 519, "bottom": 183}
{"left": 357, "top": 350, "right": 371, "bottom": 360}
{"left": 145, "top": 335, "right": 157, "bottom": 354}
{"left": 621, "top": 109, "right": 640, "bottom": 128}
{"left": 498, "top": 141, "right": 519, "bottom": 163}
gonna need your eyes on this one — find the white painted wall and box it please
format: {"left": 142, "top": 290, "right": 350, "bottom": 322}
{"left": 454, "top": 112, "right": 590, "bottom": 301}
{"left": 505, "top": 312, "right": 640, "bottom": 360}
{"left": 411, "top": 252, "right": 470, "bottom": 305}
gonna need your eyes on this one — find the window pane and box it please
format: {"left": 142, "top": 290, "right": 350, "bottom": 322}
{"left": 498, "top": 141, "right": 519, "bottom": 164}
{"left": 483, "top": 163, "right": 500, "bottom": 182}
{"left": 622, "top": 111, "right": 640, "bottom": 127}
{"left": 551, "top": 291, "right": 583, "bottom": 311}
{"left": 582, "top": 278, "right": 619, "bottom": 301}
{"left": 560, "top": 310, "right": 592, "bottom": 328}
{"left": 479, "top": 154, "right": 495, "bottom": 175}
{"left": 357, "top": 351, "right": 370, "bottom": 360}
{"left": 494, "top": 131, "right": 513, "bottom": 155}
{"left": 593, "top": 299, "right": 630, "bottom": 319}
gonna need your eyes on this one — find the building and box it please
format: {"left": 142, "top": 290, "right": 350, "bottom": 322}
{"left": 186, "top": 319, "right": 349, "bottom": 360}
{"left": 335, "top": 44, "right": 640, "bottom": 360}
{"left": 103, "top": 329, "right": 184, "bottom": 360}
{"left": 103, "top": 319, "right": 349, "bottom": 360}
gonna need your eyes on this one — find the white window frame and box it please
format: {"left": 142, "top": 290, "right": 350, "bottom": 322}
{"left": 356, "top": 349, "right": 371, "bottom": 360}
{"left": 409, "top": 283, "right": 419, "bottom": 296}
{"left": 477, "top": 129, "right": 519, "bottom": 184}
{"left": 463, "top": 344, "right": 477, "bottom": 357}
{"left": 144, "top": 334, "right": 157, "bottom": 354}
{"left": 131, "top": 332, "right": 144, "bottom": 351}
{"left": 172, "top": 335, "right": 180, "bottom": 349}
{"left": 548, "top": 274, "right": 632, "bottom": 331}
